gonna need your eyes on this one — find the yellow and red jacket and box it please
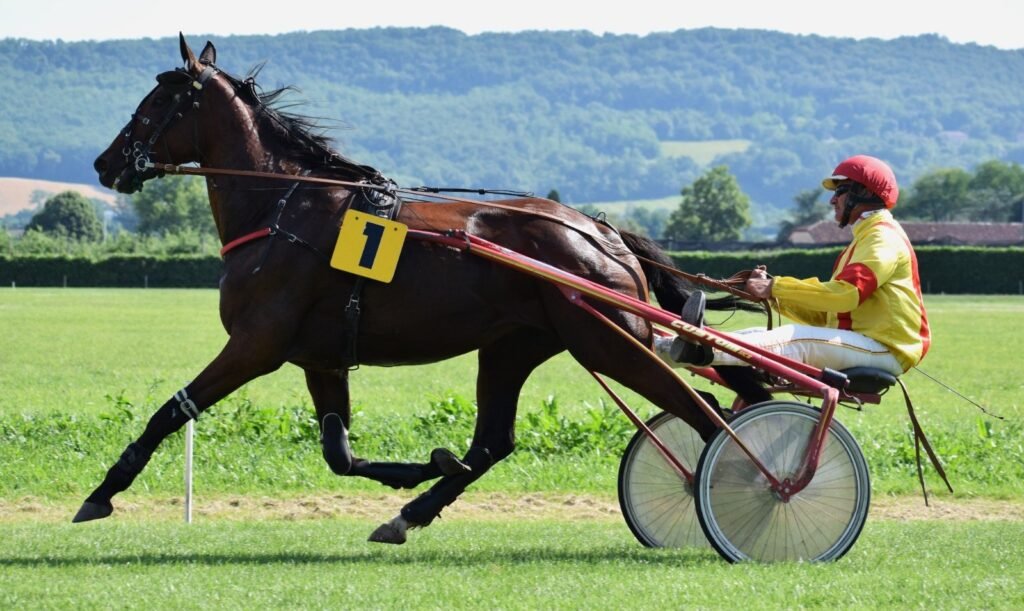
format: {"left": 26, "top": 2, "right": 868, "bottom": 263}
{"left": 770, "top": 210, "right": 930, "bottom": 372}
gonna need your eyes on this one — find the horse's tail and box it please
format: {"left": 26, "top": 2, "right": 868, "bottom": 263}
{"left": 619, "top": 229, "right": 763, "bottom": 315}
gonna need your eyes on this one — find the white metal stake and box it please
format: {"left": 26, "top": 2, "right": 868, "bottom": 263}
{"left": 184, "top": 419, "right": 194, "bottom": 524}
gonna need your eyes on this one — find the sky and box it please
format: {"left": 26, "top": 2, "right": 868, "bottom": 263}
{"left": 1, "top": 0, "right": 1022, "bottom": 50}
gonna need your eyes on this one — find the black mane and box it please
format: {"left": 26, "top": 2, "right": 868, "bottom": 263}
{"left": 220, "top": 66, "right": 385, "bottom": 184}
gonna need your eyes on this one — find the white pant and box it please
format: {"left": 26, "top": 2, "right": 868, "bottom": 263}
{"left": 657, "top": 324, "right": 903, "bottom": 375}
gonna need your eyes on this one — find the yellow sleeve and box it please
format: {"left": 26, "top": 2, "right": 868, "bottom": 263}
{"left": 771, "top": 275, "right": 861, "bottom": 315}
{"left": 774, "top": 296, "right": 828, "bottom": 326}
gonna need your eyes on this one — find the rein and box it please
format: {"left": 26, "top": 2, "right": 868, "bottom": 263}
{"left": 630, "top": 253, "right": 775, "bottom": 325}
{"left": 146, "top": 162, "right": 639, "bottom": 254}
{"left": 151, "top": 162, "right": 772, "bottom": 319}
{"left": 147, "top": 162, "right": 603, "bottom": 226}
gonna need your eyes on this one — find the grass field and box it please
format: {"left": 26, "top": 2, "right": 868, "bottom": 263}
{"left": 5, "top": 289, "right": 1021, "bottom": 419}
{"left": 2, "top": 288, "right": 1023, "bottom": 607}
{"left": 2, "top": 517, "right": 1022, "bottom": 609}
{"left": 658, "top": 139, "right": 753, "bottom": 166}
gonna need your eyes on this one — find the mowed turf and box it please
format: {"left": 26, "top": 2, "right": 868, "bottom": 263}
{"left": 1, "top": 517, "right": 1022, "bottom": 609}
{"left": 1, "top": 289, "right": 1022, "bottom": 499}
{"left": 2, "top": 288, "right": 1023, "bottom": 608}
{"left": 0, "top": 287, "right": 602, "bottom": 418}
{"left": 2, "top": 289, "right": 1022, "bottom": 420}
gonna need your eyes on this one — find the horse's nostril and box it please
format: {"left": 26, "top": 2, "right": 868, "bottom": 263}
{"left": 93, "top": 157, "right": 107, "bottom": 174}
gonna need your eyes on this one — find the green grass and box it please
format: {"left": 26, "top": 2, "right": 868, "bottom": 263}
{"left": 11, "top": 289, "right": 1018, "bottom": 421}
{"left": 659, "top": 139, "right": 752, "bottom": 165}
{"left": 1, "top": 518, "right": 1022, "bottom": 609}
{"left": 2, "top": 289, "right": 1023, "bottom": 607}
{"left": 1, "top": 288, "right": 1022, "bottom": 500}
{"left": 0, "top": 287, "right": 622, "bottom": 418}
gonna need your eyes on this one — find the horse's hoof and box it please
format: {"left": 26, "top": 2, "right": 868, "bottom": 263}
{"left": 72, "top": 501, "right": 113, "bottom": 523}
{"left": 368, "top": 515, "right": 409, "bottom": 544}
{"left": 431, "top": 448, "right": 471, "bottom": 476}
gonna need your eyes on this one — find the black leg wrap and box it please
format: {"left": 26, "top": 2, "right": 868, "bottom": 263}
{"left": 347, "top": 448, "right": 472, "bottom": 489}
{"left": 400, "top": 446, "right": 492, "bottom": 526}
{"left": 77, "top": 395, "right": 187, "bottom": 522}
{"left": 137, "top": 396, "right": 195, "bottom": 449}
{"left": 320, "top": 413, "right": 353, "bottom": 475}
{"left": 349, "top": 460, "right": 431, "bottom": 490}
{"left": 84, "top": 442, "right": 153, "bottom": 505}
{"left": 115, "top": 442, "right": 153, "bottom": 476}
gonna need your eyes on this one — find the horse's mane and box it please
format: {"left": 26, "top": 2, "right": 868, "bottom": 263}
{"left": 219, "top": 65, "right": 385, "bottom": 184}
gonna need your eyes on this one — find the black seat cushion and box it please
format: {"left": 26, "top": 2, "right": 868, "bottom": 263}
{"left": 841, "top": 367, "right": 899, "bottom": 394}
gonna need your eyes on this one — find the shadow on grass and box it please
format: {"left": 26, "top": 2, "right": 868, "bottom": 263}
{"left": 0, "top": 546, "right": 718, "bottom": 569}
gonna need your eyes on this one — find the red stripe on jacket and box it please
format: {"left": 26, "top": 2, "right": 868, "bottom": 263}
{"left": 835, "top": 262, "right": 879, "bottom": 305}
{"left": 832, "top": 244, "right": 865, "bottom": 330}
{"left": 879, "top": 222, "right": 931, "bottom": 358}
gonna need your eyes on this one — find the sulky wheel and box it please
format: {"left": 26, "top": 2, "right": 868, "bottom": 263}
{"left": 618, "top": 411, "right": 709, "bottom": 548}
{"left": 694, "top": 401, "right": 870, "bottom": 562}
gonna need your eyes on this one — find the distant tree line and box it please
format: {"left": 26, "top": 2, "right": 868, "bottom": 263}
{"left": 574, "top": 159, "right": 1024, "bottom": 242}
{"left": 4, "top": 159, "right": 1021, "bottom": 257}
{"left": 2, "top": 28, "right": 1024, "bottom": 218}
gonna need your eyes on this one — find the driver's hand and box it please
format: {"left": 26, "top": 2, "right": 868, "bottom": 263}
{"left": 744, "top": 266, "right": 773, "bottom": 299}
{"left": 748, "top": 265, "right": 769, "bottom": 280}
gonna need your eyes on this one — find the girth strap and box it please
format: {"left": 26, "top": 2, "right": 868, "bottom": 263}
{"left": 341, "top": 185, "right": 403, "bottom": 369}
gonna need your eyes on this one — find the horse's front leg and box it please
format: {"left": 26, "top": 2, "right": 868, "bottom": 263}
{"left": 305, "top": 368, "right": 469, "bottom": 487}
{"left": 72, "top": 337, "right": 285, "bottom": 523}
{"left": 369, "top": 330, "right": 561, "bottom": 544}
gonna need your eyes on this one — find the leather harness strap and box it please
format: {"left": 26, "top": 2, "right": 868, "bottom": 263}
{"left": 149, "top": 162, "right": 626, "bottom": 253}
{"left": 220, "top": 227, "right": 272, "bottom": 256}
{"left": 897, "top": 378, "right": 954, "bottom": 504}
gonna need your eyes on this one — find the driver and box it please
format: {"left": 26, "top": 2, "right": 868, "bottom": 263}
{"left": 659, "top": 154, "right": 930, "bottom": 376}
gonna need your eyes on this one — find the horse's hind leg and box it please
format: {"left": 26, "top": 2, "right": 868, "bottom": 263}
{"left": 546, "top": 297, "right": 720, "bottom": 440}
{"left": 369, "top": 330, "right": 562, "bottom": 544}
{"left": 305, "top": 369, "right": 469, "bottom": 487}
{"left": 73, "top": 338, "right": 285, "bottom": 523}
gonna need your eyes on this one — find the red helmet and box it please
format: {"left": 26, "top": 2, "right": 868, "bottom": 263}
{"left": 822, "top": 155, "right": 899, "bottom": 208}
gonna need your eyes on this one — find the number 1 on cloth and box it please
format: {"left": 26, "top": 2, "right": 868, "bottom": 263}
{"left": 330, "top": 209, "right": 408, "bottom": 283}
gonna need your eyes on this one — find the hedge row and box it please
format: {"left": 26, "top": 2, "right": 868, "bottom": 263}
{"left": 669, "top": 246, "right": 1024, "bottom": 295}
{"left": 0, "top": 254, "right": 222, "bottom": 288}
{"left": 2, "top": 247, "right": 1023, "bottom": 293}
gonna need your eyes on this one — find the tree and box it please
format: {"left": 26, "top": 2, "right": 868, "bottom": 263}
{"left": 901, "top": 168, "right": 971, "bottom": 221}
{"left": 573, "top": 203, "right": 645, "bottom": 234}
{"left": 546, "top": 189, "right": 561, "bottom": 203}
{"left": 776, "top": 187, "right": 829, "bottom": 242}
{"left": 965, "top": 160, "right": 1024, "bottom": 222}
{"left": 627, "top": 206, "right": 670, "bottom": 239}
{"left": 663, "top": 166, "right": 751, "bottom": 242}
{"left": 25, "top": 190, "right": 103, "bottom": 241}
{"left": 132, "top": 176, "right": 216, "bottom": 236}
{"left": 0, "top": 222, "right": 11, "bottom": 253}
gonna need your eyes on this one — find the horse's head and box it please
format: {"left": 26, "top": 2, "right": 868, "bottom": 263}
{"left": 94, "top": 34, "right": 219, "bottom": 193}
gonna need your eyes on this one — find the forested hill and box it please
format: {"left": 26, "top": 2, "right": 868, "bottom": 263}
{"left": 2, "top": 28, "right": 1023, "bottom": 210}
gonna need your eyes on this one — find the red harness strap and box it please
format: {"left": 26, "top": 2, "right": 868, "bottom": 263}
{"left": 220, "top": 227, "right": 273, "bottom": 256}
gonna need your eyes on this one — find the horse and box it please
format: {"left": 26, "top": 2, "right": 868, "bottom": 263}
{"left": 80, "top": 34, "right": 741, "bottom": 544}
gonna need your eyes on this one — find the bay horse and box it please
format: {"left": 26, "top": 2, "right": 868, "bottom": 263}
{"left": 80, "top": 34, "right": 738, "bottom": 543}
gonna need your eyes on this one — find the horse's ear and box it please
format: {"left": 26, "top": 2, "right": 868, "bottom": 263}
{"left": 199, "top": 41, "right": 216, "bottom": 65}
{"left": 179, "top": 32, "right": 199, "bottom": 70}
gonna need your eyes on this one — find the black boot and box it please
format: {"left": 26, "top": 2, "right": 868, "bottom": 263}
{"left": 669, "top": 291, "right": 714, "bottom": 366}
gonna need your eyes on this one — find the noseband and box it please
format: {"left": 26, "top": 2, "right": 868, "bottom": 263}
{"left": 115, "top": 64, "right": 218, "bottom": 190}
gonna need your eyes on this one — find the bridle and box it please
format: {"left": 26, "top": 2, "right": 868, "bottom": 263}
{"left": 115, "top": 63, "right": 218, "bottom": 191}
